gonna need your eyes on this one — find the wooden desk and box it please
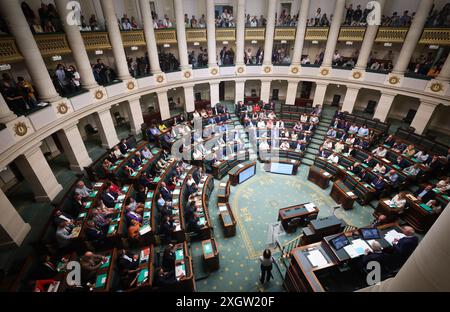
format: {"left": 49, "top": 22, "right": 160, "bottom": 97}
{"left": 404, "top": 194, "right": 439, "bottom": 232}
{"left": 121, "top": 245, "right": 155, "bottom": 292}
{"left": 174, "top": 242, "right": 196, "bottom": 291}
{"left": 90, "top": 249, "right": 117, "bottom": 292}
{"left": 375, "top": 198, "right": 404, "bottom": 221}
{"left": 202, "top": 238, "right": 220, "bottom": 271}
{"left": 278, "top": 203, "right": 319, "bottom": 233}
{"left": 301, "top": 215, "right": 344, "bottom": 245}
{"left": 262, "top": 158, "right": 301, "bottom": 175}
{"left": 218, "top": 203, "right": 237, "bottom": 237}
{"left": 217, "top": 180, "right": 230, "bottom": 204}
{"left": 228, "top": 160, "right": 256, "bottom": 186}
{"left": 330, "top": 180, "right": 358, "bottom": 210}
{"left": 307, "top": 165, "right": 331, "bottom": 189}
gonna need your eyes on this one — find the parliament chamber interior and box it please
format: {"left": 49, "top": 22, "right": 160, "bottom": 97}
{"left": 0, "top": 0, "right": 449, "bottom": 294}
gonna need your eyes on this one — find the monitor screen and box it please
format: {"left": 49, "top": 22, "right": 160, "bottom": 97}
{"left": 330, "top": 234, "right": 350, "bottom": 250}
{"left": 270, "top": 162, "right": 294, "bottom": 175}
{"left": 239, "top": 165, "right": 255, "bottom": 184}
{"left": 360, "top": 228, "right": 381, "bottom": 240}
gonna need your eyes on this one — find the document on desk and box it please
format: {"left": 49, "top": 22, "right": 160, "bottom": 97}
{"left": 219, "top": 182, "right": 227, "bottom": 187}
{"left": 323, "top": 172, "right": 331, "bottom": 177}
{"left": 346, "top": 191, "right": 356, "bottom": 197}
{"left": 384, "top": 229, "right": 406, "bottom": 246}
{"left": 307, "top": 250, "right": 328, "bottom": 267}
{"left": 218, "top": 204, "right": 228, "bottom": 212}
{"left": 304, "top": 203, "right": 316, "bottom": 212}
{"left": 343, "top": 239, "right": 371, "bottom": 258}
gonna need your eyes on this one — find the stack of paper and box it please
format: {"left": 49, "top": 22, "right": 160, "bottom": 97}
{"left": 343, "top": 239, "right": 371, "bottom": 258}
{"left": 323, "top": 172, "right": 331, "bottom": 177}
{"left": 306, "top": 250, "right": 328, "bottom": 267}
{"left": 139, "top": 225, "right": 151, "bottom": 235}
{"left": 384, "top": 229, "right": 406, "bottom": 246}
{"left": 218, "top": 205, "right": 228, "bottom": 212}
{"left": 304, "top": 203, "right": 316, "bottom": 212}
{"left": 346, "top": 191, "right": 355, "bottom": 197}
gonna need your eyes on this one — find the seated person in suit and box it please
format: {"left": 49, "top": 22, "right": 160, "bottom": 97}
{"left": 141, "top": 146, "right": 152, "bottom": 159}
{"left": 295, "top": 140, "right": 307, "bottom": 152}
{"left": 385, "top": 169, "right": 399, "bottom": 188}
{"left": 127, "top": 219, "right": 141, "bottom": 240}
{"left": 103, "top": 158, "right": 113, "bottom": 173}
{"left": 113, "top": 146, "right": 125, "bottom": 160}
{"left": 326, "top": 128, "right": 337, "bottom": 138}
{"left": 357, "top": 125, "right": 369, "bottom": 137}
{"left": 427, "top": 155, "right": 441, "bottom": 172}
{"left": 53, "top": 209, "right": 75, "bottom": 227}
{"left": 373, "top": 163, "right": 387, "bottom": 174}
{"left": 392, "top": 141, "right": 407, "bottom": 153}
{"left": 138, "top": 172, "right": 153, "bottom": 189}
{"left": 357, "top": 169, "right": 370, "bottom": 182}
{"left": 135, "top": 185, "right": 147, "bottom": 204}
{"left": 31, "top": 255, "right": 60, "bottom": 281}
{"left": 119, "top": 139, "right": 130, "bottom": 154}
{"left": 414, "top": 150, "right": 430, "bottom": 163}
{"left": 371, "top": 175, "right": 386, "bottom": 195}
{"left": 193, "top": 167, "right": 204, "bottom": 185}
{"left": 80, "top": 251, "right": 108, "bottom": 285}
{"left": 414, "top": 184, "right": 434, "bottom": 202}
{"left": 85, "top": 219, "right": 107, "bottom": 242}
{"left": 159, "top": 216, "right": 176, "bottom": 240}
{"left": 391, "top": 226, "right": 418, "bottom": 269}
{"left": 334, "top": 140, "right": 345, "bottom": 154}
{"left": 154, "top": 267, "right": 179, "bottom": 287}
{"left": 68, "top": 193, "right": 85, "bottom": 218}
{"left": 323, "top": 139, "right": 333, "bottom": 150}
{"left": 125, "top": 197, "right": 144, "bottom": 214}
{"left": 384, "top": 134, "right": 396, "bottom": 147}
{"left": 159, "top": 182, "right": 172, "bottom": 201}
{"left": 402, "top": 144, "right": 416, "bottom": 157}
{"left": 372, "top": 146, "right": 388, "bottom": 158}
{"left": 101, "top": 188, "right": 118, "bottom": 208}
{"left": 425, "top": 199, "right": 442, "bottom": 214}
{"left": 327, "top": 152, "right": 339, "bottom": 164}
{"left": 435, "top": 177, "right": 450, "bottom": 193}
{"left": 74, "top": 181, "right": 92, "bottom": 198}
{"left": 129, "top": 159, "right": 139, "bottom": 170}
{"left": 403, "top": 163, "right": 421, "bottom": 177}
{"left": 123, "top": 165, "right": 136, "bottom": 178}
{"left": 363, "top": 155, "right": 376, "bottom": 167}
{"left": 117, "top": 249, "right": 140, "bottom": 289}
{"left": 360, "top": 240, "right": 391, "bottom": 276}
{"left": 280, "top": 140, "right": 290, "bottom": 150}
{"left": 393, "top": 156, "right": 409, "bottom": 169}
{"left": 348, "top": 124, "right": 359, "bottom": 134}
{"left": 91, "top": 208, "right": 112, "bottom": 232}
{"left": 162, "top": 244, "right": 176, "bottom": 272}
{"left": 55, "top": 221, "right": 74, "bottom": 249}
{"left": 319, "top": 147, "right": 330, "bottom": 158}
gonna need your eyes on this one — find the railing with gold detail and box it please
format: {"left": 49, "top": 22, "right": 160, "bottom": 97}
{"left": 245, "top": 27, "right": 265, "bottom": 41}
{"left": 0, "top": 37, "right": 23, "bottom": 63}
{"left": 154, "top": 28, "right": 177, "bottom": 45}
{"left": 34, "top": 33, "right": 71, "bottom": 56}
{"left": 81, "top": 31, "right": 111, "bottom": 50}
{"left": 186, "top": 28, "right": 207, "bottom": 43}
{"left": 375, "top": 27, "right": 409, "bottom": 43}
{"left": 338, "top": 27, "right": 366, "bottom": 41}
{"left": 216, "top": 28, "right": 236, "bottom": 41}
{"left": 121, "top": 30, "right": 146, "bottom": 47}
{"left": 304, "top": 27, "right": 329, "bottom": 41}
{"left": 419, "top": 28, "right": 450, "bottom": 45}
{"left": 274, "top": 27, "right": 296, "bottom": 41}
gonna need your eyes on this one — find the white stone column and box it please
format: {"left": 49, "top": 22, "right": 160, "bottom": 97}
{"left": 183, "top": 85, "right": 196, "bottom": 113}
{"left": 15, "top": 143, "right": 63, "bottom": 202}
{"left": 42, "top": 135, "right": 61, "bottom": 159}
{"left": 0, "top": 92, "right": 17, "bottom": 124}
{"left": 392, "top": 0, "right": 434, "bottom": 75}
{"left": 262, "top": 0, "right": 277, "bottom": 66}
{"left": 93, "top": 109, "right": 120, "bottom": 149}
{"left": 55, "top": 0, "right": 99, "bottom": 89}
{"left": 174, "top": 0, "right": 190, "bottom": 70}
{"left": 157, "top": 91, "right": 171, "bottom": 121}
{"left": 291, "top": 0, "right": 310, "bottom": 66}
{"left": 373, "top": 92, "right": 396, "bottom": 122}
{"left": 436, "top": 53, "right": 450, "bottom": 82}
{"left": 341, "top": 86, "right": 360, "bottom": 113}
{"left": 57, "top": 123, "right": 93, "bottom": 172}
{"left": 125, "top": 97, "right": 145, "bottom": 136}
{"left": 0, "top": 0, "right": 61, "bottom": 103}
{"left": 206, "top": 0, "right": 218, "bottom": 68}
{"left": 410, "top": 101, "right": 437, "bottom": 135}
{"left": 139, "top": 0, "right": 162, "bottom": 74}
{"left": 100, "top": 0, "right": 132, "bottom": 80}
{"left": 235, "top": 80, "right": 246, "bottom": 103}
{"left": 210, "top": 82, "right": 220, "bottom": 107}
{"left": 260, "top": 80, "right": 272, "bottom": 102}
{"left": 235, "top": 0, "right": 246, "bottom": 67}
{"left": 0, "top": 189, "right": 31, "bottom": 248}
{"left": 354, "top": 0, "right": 385, "bottom": 70}
{"left": 321, "top": 0, "right": 346, "bottom": 68}
{"left": 285, "top": 81, "right": 299, "bottom": 105}
{"left": 313, "top": 82, "right": 328, "bottom": 106}
{"left": 361, "top": 202, "right": 450, "bottom": 292}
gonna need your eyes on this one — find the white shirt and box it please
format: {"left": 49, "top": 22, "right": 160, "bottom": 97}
{"left": 328, "top": 154, "right": 339, "bottom": 164}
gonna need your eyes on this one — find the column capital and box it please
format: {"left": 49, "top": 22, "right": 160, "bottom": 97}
{"left": 62, "top": 121, "right": 80, "bottom": 132}
{"left": 127, "top": 95, "right": 142, "bottom": 103}
{"left": 419, "top": 99, "right": 439, "bottom": 107}
{"left": 22, "top": 141, "right": 43, "bottom": 159}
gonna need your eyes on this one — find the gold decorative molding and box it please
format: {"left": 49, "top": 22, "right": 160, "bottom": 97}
{"left": 419, "top": 28, "right": 450, "bottom": 45}
{"left": 291, "top": 66, "right": 299, "bottom": 74}
{"left": 352, "top": 71, "right": 362, "bottom": 79}
{"left": 338, "top": 27, "right": 366, "bottom": 42}
{"left": 305, "top": 27, "right": 329, "bottom": 41}
{"left": 430, "top": 82, "right": 443, "bottom": 92}
{"left": 263, "top": 66, "right": 271, "bottom": 73}
{"left": 216, "top": 28, "right": 236, "bottom": 41}
{"left": 184, "top": 71, "right": 192, "bottom": 79}
{"left": 57, "top": 102, "right": 69, "bottom": 114}
{"left": 13, "top": 121, "right": 28, "bottom": 136}
{"left": 245, "top": 28, "right": 265, "bottom": 41}
{"left": 186, "top": 29, "right": 207, "bottom": 43}
{"left": 236, "top": 66, "right": 245, "bottom": 74}
{"left": 121, "top": 30, "right": 146, "bottom": 47}
{"left": 156, "top": 74, "right": 165, "bottom": 83}
{"left": 0, "top": 37, "right": 24, "bottom": 63}
{"left": 375, "top": 27, "right": 408, "bottom": 43}
{"left": 210, "top": 68, "right": 218, "bottom": 75}
{"left": 127, "top": 81, "right": 135, "bottom": 90}
{"left": 95, "top": 89, "right": 104, "bottom": 99}
{"left": 388, "top": 75, "right": 400, "bottom": 85}
{"left": 274, "top": 27, "right": 296, "bottom": 41}
{"left": 320, "top": 68, "right": 329, "bottom": 76}
{"left": 35, "top": 34, "right": 71, "bottom": 57}
{"left": 81, "top": 32, "right": 111, "bottom": 50}
{"left": 154, "top": 29, "right": 177, "bottom": 44}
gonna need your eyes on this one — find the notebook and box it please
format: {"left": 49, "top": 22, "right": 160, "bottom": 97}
{"left": 95, "top": 273, "right": 107, "bottom": 288}
{"left": 100, "top": 256, "right": 111, "bottom": 269}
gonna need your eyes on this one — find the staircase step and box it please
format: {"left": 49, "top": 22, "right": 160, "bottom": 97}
{"left": 302, "top": 158, "right": 314, "bottom": 166}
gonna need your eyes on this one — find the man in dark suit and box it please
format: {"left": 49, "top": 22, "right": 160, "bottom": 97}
{"left": 101, "top": 189, "right": 117, "bottom": 208}
{"left": 160, "top": 216, "right": 175, "bottom": 242}
{"left": 371, "top": 175, "right": 386, "bottom": 195}
{"left": 393, "top": 156, "right": 408, "bottom": 169}
{"left": 391, "top": 226, "right": 418, "bottom": 268}
{"left": 68, "top": 193, "right": 84, "bottom": 218}
{"left": 363, "top": 155, "right": 376, "bottom": 167}
{"left": 414, "top": 184, "right": 434, "bottom": 203}
{"left": 360, "top": 241, "right": 391, "bottom": 275}
{"left": 119, "top": 139, "right": 129, "bottom": 154}
{"left": 159, "top": 182, "right": 172, "bottom": 201}
{"left": 428, "top": 155, "right": 441, "bottom": 172}
{"left": 358, "top": 169, "right": 370, "bottom": 183}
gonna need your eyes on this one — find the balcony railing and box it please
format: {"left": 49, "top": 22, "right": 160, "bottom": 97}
{"left": 34, "top": 33, "right": 71, "bottom": 56}
{"left": 154, "top": 28, "right": 177, "bottom": 44}
{"left": 419, "top": 28, "right": 450, "bottom": 45}
{"left": 375, "top": 27, "right": 409, "bottom": 43}
{"left": 186, "top": 28, "right": 207, "bottom": 43}
{"left": 0, "top": 36, "right": 23, "bottom": 63}
{"left": 304, "top": 27, "right": 329, "bottom": 41}
{"left": 338, "top": 26, "right": 366, "bottom": 41}
{"left": 245, "top": 27, "right": 265, "bottom": 40}
{"left": 216, "top": 28, "right": 236, "bottom": 41}
{"left": 121, "top": 30, "right": 146, "bottom": 47}
{"left": 81, "top": 31, "right": 112, "bottom": 50}
{"left": 274, "top": 27, "right": 296, "bottom": 41}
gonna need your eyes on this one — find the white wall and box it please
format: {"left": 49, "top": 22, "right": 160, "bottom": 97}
{"left": 0, "top": 167, "right": 18, "bottom": 192}
{"left": 324, "top": 84, "right": 347, "bottom": 105}
{"left": 354, "top": 88, "right": 380, "bottom": 111}
{"left": 388, "top": 95, "right": 420, "bottom": 121}
{"left": 428, "top": 104, "right": 450, "bottom": 136}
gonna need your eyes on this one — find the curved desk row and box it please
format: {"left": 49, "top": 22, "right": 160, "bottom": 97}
{"left": 228, "top": 160, "right": 257, "bottom": 186}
